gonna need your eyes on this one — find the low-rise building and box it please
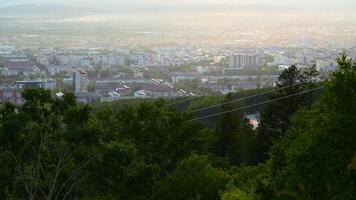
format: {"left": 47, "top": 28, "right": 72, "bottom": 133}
{"left": 17, "top": 80, "right": 55, "bottom": 90}
{"left": 0, "top": 87, "right": 23, "bottom": 105}
{"left": 143, "top": 83, "right": 178, "bottom": 98}
{"left": 134, "top": 90, "right": 151, "bottom": 98}
{"left": 0, "top": 54, "right": 36, "bottom": 77}
{"left": 232, "top": 82, "right": 258, "bottom": 91}
{"left": 172, "top": 72, "right": 200, "bottom": 83}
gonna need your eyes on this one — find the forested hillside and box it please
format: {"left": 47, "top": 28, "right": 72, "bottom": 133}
{"left": 0, "top": 55, "right": 355, "bottom": 199}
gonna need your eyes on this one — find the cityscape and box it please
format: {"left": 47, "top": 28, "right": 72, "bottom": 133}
{"left": 0, "top": 1, "right": 356, "bottom": 200}
{"left": 1, "top": 4, "right": 356, "bottom": 103}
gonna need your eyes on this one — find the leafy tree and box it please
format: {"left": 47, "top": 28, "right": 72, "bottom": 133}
{"left": 79, "top": 101, "right": 214, "bottom": 199}
{"left": 256, "top": 65, "right": 317, "bottom": 162}
{"left": 0, "top": 89, "right": 96, "bottom": 200}
{"left": 260, "top": 55, "right": 356, "bottom": 200}
{"left": 1, "top": 55, "right": 355, "bottom": 200}
{"left": 302, "top": 65, "right": 319, "bottom": 110}
{"left": 221, "top": 188, "right": 252, "bottom": 200}
{"left": 154, "top": 155, "right": 230, "bottom": 200}
{"left": 213, "top": 112, "right": 258, "bottom": 165}
{"left": 212, "top": 94, "right": 244, "bottom": 163}
{"left": 78, "top": 140, "right": 159, "bottom": 200}
{"left": 258, "top": 65, "right": 307, "bottom": 138}
{"left": 116, "top": 102, "right": 211, "bottom": 173}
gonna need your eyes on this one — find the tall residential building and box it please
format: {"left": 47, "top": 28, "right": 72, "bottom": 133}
{"left": 73, "top": 70, "right": 88, "bottom": 93}
{"left": 157, "top": 48, "right": 175, "bottom": 66}
{"left": 129, "top": 53, "right": 147, "bottom": 68}
{"left": 229, "top": 53, "right": 261, "bottom": 69}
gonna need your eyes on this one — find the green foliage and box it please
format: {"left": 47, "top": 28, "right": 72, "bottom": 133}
{"left": 256, "top": 55, "right": 356, "bottom": 200}
{"left": 0, "top": 89, "right": 95, "bottom": 199}
{"left": 212, "top": 94, "right": 259, "bottom": 165}
{"left": 258, "top": 65, "right": 307, "bottom": 138}
{"left": 154, "top": 154, "right": 230, "bottom": 200}
{"left": 187, "top": 96, "right": 225, "bottom": 111}
{"left": 0, "top": 89, "right": 214, "bottom": 199}
{"left": 221, "top": 188, "right": 252, "bottom": 200}
{"left": 0, "top": 55, "right": 355, "bottom": 200}
{"left": 81, "top": 102, "right": 214, "bottom": 199}
{"left": 116, "top": 102, "right": 211, "bottom": 170}
{"left": 256, "top": 65, "right": 320, "bottom": 162}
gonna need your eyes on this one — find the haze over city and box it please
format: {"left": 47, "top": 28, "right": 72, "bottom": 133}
{"left": 0, "top": 0, "right": 355, "bottom": 7}
{"left": 0, "top": 0, "right": 356, "bottom": 199}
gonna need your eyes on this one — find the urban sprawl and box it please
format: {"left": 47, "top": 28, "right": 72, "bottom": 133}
{"left": 1, "top": 45, "right": 355, "bottom": 104}
{"left": 0, "top": 11, "right": 356, "bottom": 104}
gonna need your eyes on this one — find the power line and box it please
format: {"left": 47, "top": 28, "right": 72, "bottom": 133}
{"left": 188, "top": 81, "right": 312, "bottom": 114}
{"left": 188, "top": 87, "right": 324, "bottom": 122}
{"left": 166, "top": 97, "right": 199, "bottom": 107}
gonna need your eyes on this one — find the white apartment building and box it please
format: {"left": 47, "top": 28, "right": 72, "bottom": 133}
{"left": 73, "top": 70, "right": 88, "bottom": 93}
{"left": 229, "top": 53, "right": 261, "bottom": 69}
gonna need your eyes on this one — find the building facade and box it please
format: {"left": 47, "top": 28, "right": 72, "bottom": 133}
{"left": 73, "top": 70, "right": 88, "bottom": 93}
{"left": 229, "top": 53, "right": 261, "bottom": 69}
{"left": 0, "top": 54, "right": 36, "bottom": 76}
{"left": 17, "top": 80, "right": 55, "bottom": 90}
{"left": 0, "top": 88, "right": 23, "bottom": 105}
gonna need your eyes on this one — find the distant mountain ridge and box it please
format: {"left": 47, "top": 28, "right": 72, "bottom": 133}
{"left": 0, "top": 4, "right": 299, "bottom": 16}
{"left": 0, "top": 4, "right": 93, "bottom": 16}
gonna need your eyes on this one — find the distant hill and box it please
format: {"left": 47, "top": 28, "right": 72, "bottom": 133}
{"left": 0, "top": 4, "right": 298, "bottom": 16}
{"left": 0, "top": 4, "right": 94, "bottom": 16}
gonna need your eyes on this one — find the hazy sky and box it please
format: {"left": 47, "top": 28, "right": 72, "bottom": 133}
{"left": 0, "top": 0, "right": 355, "bottom": 7}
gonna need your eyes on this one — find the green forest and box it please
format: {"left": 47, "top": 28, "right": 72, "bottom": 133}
{"left": 0, "top": 55, "right": 355, "bottom": 199}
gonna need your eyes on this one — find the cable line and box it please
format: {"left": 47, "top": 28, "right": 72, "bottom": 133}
{"left": 188, "top": 81, "right": 312, "bottom": 114}
{"left": 188, "top": 86, "right": 324, "bottom": 122}
{"left": 166, "top": 97, "right": 200, "bottom": 107}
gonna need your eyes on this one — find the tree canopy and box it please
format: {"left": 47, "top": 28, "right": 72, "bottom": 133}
{"left": 0, "top": 55, "right": 355, "bottom": 200}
